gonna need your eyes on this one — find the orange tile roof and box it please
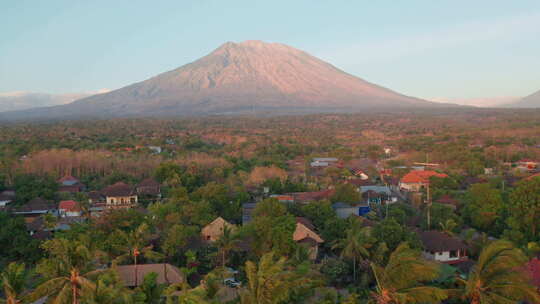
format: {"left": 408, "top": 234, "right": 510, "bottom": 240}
{"left": 400, "top": 170, "right": 448, "bottom": 184}
{"left": 271, "top": 195, "right": 294, "bottom": 201}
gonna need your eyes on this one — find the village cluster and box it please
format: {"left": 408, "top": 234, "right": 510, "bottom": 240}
{"left": 1, "top": 153, "right": 539, "bottom": 297}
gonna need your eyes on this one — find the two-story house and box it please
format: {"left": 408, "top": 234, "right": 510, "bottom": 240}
{"left": 101, "top": 182, "right": 138, "bottom": 209}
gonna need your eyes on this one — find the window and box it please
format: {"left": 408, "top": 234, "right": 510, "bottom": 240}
{"left": 450, "top": 250, "right": 458, "bottom": 258}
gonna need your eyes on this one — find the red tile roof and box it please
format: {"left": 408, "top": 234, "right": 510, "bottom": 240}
{"left": 102, "top": 182, "right": 135, "bottom": 197}
{"left": 58, "top": 200, "right": 80, "bottom": 212}
{"left": 289, "top": 189, "right": 335, "bottom": 202}
{"left": 400, "top": 170, "right": 448, "bottom": 184}
{"left": 271, "top": 195, "right": 294, "bottom": 202}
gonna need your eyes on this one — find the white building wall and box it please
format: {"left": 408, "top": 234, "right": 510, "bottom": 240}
{"left": 424, "top": 250, "right": 462, "bottom": 262}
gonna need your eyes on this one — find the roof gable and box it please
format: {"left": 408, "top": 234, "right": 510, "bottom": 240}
{"left": 293, "top": 220, "right": 323, "bottom": 243}
{"left": 202, "top": 217, "right": 235, "bottom": 237}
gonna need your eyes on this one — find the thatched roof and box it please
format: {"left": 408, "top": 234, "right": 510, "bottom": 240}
{"left": 116, "top": 263, "right": 183, "bottom": 287}
{"left": 419, "top": 231, "right": 467, "bottom": 252}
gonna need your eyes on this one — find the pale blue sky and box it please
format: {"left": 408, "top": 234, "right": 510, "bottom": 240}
{"left": 1, "top": 1, "right": 539, "bottom": 100}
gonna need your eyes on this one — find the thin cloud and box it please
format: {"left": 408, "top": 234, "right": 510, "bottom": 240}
{"left": 430, "top": 96, "right": 520, "bottom": 107}
{"left": 318, "top": 12, "right": 540, "bottom": 64}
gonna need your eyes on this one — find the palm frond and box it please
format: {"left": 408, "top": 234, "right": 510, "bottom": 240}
{"left": 51, "top": 283, "right": 71, "bottom": 304}
{"left": 25, "top": 277, "right": 67, "bottom": 303}
{"left": 398, "top": 286, "right": 447, "bottom": 304}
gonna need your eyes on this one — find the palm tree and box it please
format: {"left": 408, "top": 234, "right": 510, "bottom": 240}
{"left": 26, "top": 239, "right": 102, "bottom": 304}
{"left": 370, "top": 242, "right": 447, "bottom": 304}
{"left": 214, "top": 226, "right": 240, "bottom": 268}
{"left": 28, "top": 268, "right": 99, "bottom": 304}
{"left": 332, "top": 224, "right": 373, "bottom": 282}
{"left": 461, "top": 240, "right": 540, "bottom": 304}
{"left": 80, "top": 270, "right": 134, "bottom": 304}
{"left": 135, "top": 272, "right": 166, "bottom": 304}
{"left": 240, "top": 252, "right": 295, "bottom": 304}
{"left": 439, "top": 219, "right": 457, "bottom": 236}
{"left": 1, "top": 262, "right": 27, "bottom": 304}
{"left": 113, "top": 223, "right": 164, "bottom": 286}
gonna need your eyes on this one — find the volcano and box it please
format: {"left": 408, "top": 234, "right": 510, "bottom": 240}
{"left": 1, "top": 40, "right": 444, "bottom": 120}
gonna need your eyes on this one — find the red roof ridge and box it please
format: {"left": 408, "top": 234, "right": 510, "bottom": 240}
{"left": 59, "top": 200, "right": 81, "bottom": 212}
{"left": 401, "top": 170, "right": 448, "bottom": 184}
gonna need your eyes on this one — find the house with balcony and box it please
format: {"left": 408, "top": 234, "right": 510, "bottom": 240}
{"left": 101, "top": 182, "right": 138, "bottom": 209}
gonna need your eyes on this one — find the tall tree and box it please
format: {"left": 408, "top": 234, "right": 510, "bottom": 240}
{"left": 214, "top": 226, "right": 240, "bottom": 268}
{"left": 461, "top": 240, "right": 539, "bottom": 304}
{"left": 80, "top": 271, "right": 134, "bottom": 304}
{"left": 239, "top": 252, "right": 295, "bottom": 304}
{"left": 332, "top": 223, "right": 373, "bottom": 282}
{"left": 370, "top": 243, "right": 447, "bottom": 304}
{"left": 250, "top": 198, "right": 296, "bottom": 257}
{"left": 28, "top": 239, "right": 102, "bottom": 304}
{"left": 134, "top": 272, "right": 166, "bottom": 304}
{"left": 1, "top": 262, "right": 27, "bottom": 304}
{"left": 462, "top": 183, "right": 503, "bottom": 231}
{"left": 112, "top": 223, "right": 164, "bottom": 287}
{"left": 331, "top": 184, "right": 361, "bottom": 203}
{"left": 506, "top": 178, "right": 540, "bottom": 243}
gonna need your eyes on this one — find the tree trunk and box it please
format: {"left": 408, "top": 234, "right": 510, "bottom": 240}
{"left": 71, "top": 270, "right": 79, "bottom": 304}
{"left": 353, "top": 256, "right": 356, "bottom": 282}
{"left": 134, "top": 252, "right": 138, "bottom": 287}
{"left": 222, "top": 250, "right": 226, "bottom": 268}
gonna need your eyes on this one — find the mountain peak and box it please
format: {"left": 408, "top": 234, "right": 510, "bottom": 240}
{"left": 0, "top": 41, "right": 442, "bottom": 120}
{"left": 213, "top": 40, "right": 297, "bottom": 55}
{"left": 239, "top": 40, "right": 266, "bottom": 46}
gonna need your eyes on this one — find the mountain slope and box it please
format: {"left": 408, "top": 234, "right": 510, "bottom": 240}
{"left": 0, "top": 40, "right": 444, "bottom": 120}
{"left": 506, "top": 89, "right": 540, "bottom": 108}
{"left": 0, "top": 91, "right": 102, "bottom": 113}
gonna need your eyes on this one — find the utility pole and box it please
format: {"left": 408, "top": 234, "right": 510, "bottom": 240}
{"left": 426, "top": 183, "right": 432, "bottom": 230}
